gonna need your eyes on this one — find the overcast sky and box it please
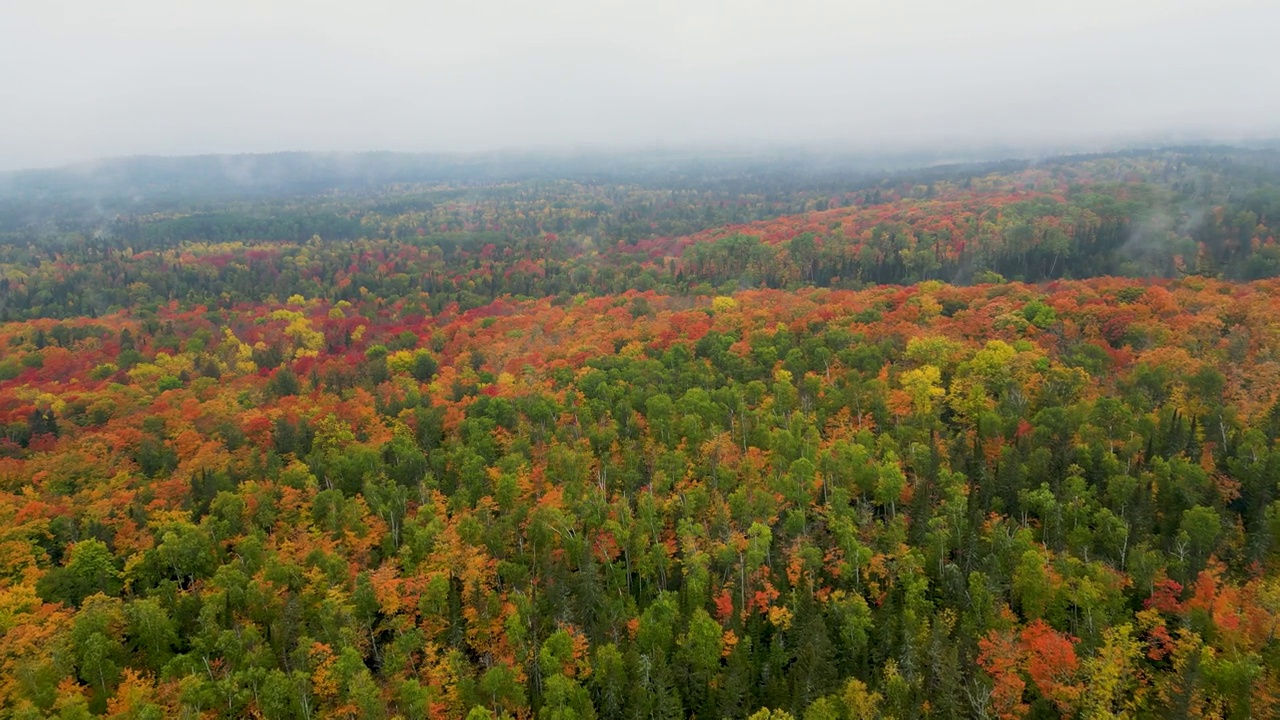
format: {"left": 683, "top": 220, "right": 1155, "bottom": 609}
{"left": 2, "top": 0, "right": 1278, "bottom": 170}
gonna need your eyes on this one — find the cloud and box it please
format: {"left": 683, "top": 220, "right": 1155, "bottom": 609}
{"left": 1, "top": 0, "right": 1277, "bottom": 170}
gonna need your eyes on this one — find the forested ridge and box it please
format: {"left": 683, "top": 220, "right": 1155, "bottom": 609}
{"left": 3, "top": 148, "right": 1280, "bottom": 323}
{"left": 1, "top": 148, "right": 1279, "bottom": 719}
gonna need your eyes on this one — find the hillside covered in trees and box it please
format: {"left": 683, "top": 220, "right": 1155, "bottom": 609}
{"left": 1, "top": 147, "right": 1280, "bottom": 719}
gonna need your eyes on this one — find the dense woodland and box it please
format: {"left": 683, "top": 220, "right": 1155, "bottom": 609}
{"left": 1, "top": 148, "right": 1280, "bottom": 719}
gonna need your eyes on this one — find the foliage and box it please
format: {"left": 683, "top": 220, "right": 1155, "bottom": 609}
{"left": 1, "top": 148, "right": 1280, "bottom": 718}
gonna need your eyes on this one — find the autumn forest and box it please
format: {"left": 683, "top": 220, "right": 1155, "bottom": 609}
{"left": 1, "top": 147, "right": 1280, "bottom": 719}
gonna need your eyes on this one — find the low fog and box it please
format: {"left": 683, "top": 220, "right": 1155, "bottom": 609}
{"left": 3, "top": 0, "right": 1278, "bottom": 171}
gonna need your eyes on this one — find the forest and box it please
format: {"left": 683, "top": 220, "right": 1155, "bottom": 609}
{"left": 0, "top": 146, "right": 1279, "bottom": 719}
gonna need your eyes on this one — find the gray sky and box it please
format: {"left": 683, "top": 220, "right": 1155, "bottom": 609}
{"left": 2, "top": 0, "right": 1278, "bottom": 170}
